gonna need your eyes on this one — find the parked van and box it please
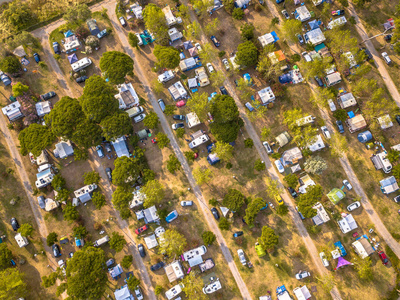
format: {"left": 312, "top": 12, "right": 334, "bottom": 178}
{"left": 93, "top": 235, "right": 109, "bottom": 247}
{"left": 71, "top": 57, "right": 92, "bottom": 72}
{"left": 189, "top": 134, "right": 209, "bottom": 149}
{"left": 158, "top": 70, "right": 175, "bottom": 83}
{"left": 126, "top": 106, "right": 144, "bottom": 118}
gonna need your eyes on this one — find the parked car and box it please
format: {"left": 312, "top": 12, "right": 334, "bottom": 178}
{"left": 134, "top": 113, "right": 146, "bottom": 123}
{"left": 347, "top": 201, "right": 361, "bottom": 212}
{"left": 210, "top": 35, "right": 220, "bottom": 47}
{"left": 233, "top": 231, "right": 243, "bottom": 238}
{"left": 302, "top": 51, "right": 312, "bottom": 62}
{"left": 135, "top": 225, "right": 149, "bottom": 235}
{"left": 95, "top": 145, "right": 104, "bottom": 158}
{"left": 76, "top": 75, "right": 88, "bottom": 83}
{"left": 173, "top": 114, "right": 185, "bottom": 121}
{"left": 137, "top": 244, "right": 146, "bottom": 258}
{"left": 40, "top": 91, "right": 56, "bottom": 101}
{"left": 281, "top": 9, "right": 290, "bottom": 19}
{"left": 274, "top": 194, "right": 284, "bottom": 205}
{"left": 105, "top": 167, "right": 112, "bottom": 182}
{"left": 104, "top": 142, "right": 112, "bottom": 153}
{"left": 321, "top": 126, "right": 331, "bottom": 139}
{"left": 319, "top": 252, "right": 329, "bottom": 267}
{"left": 135, "top": 287, "right": 144, "bottom": 300}
{"left": 33, "top": 53, "right": 40, "bottom": 63}
{"left": 314, "top": 76, "right": 323, "bottom": 87}
{"left": 296, "top": 206, "right": 305, "bottom": 220}
{"left": 303, "top": 33, "right": 309, "bottom": 44}
{"left": 219, "top": 86, "right": 228, "bottom": 95}
{"left": 297, "top": 34, "right": 304, "bottom": 45}
{"left": 274, "top": 160, "right": 284, "bottom": 173}
{"left": 158, "top": 99, "right": 166, "bottom": 112}
{"left": 211, "top": 207, "right": 220, "bottom": 220}
{"left": 206, "top": 63, "right": 215, "bottom": 73}
{"left": 11, "top": 217, "right": 19, "bottom": 231}
{"left": 245, "top": 102, "right": 254, "bottom": 112}
{"left": 328, "top": 99, "right": 336, "bottom": 111}
{"left": 384, "top": 34, "right": 393, "bottom": 42}
{"left": 343, "top": 179, "right": 352, "bottom": 190}
{"left": 52, "top": 42, "right": 61, "bottom": 54}
{"left": 176, "top": 100, "right": 186, "bottom": 107}
{"left": 262, "top": 141, "right": 273, "bottom": 154}
{"left": 295, "top": 270, "right": 310, "bottom": 280}
{"left": 195, "top": 43, "right": 202, "bottom": 52}
{"left": 276, "top": 0, "right": 284, "bottom": 3}
{"left": 172, "top": 123, "right": 184, "bottom": 130}
{"left": 336, "top": 120, "right": 345, "bottom": 133}
{"left": 394, "top": 195, "right": 400, "bottom": 203}
{"left": 37, "top": 196, "right": 46, "bottom": 209}
{"left": 288, "top": 187, "right": 298, "bottom": 198}
{"left": 360, "top": 47, "right": 372, "bottom": 61}
{"left": 222, "top": 58, "right": 230, "bottom": 70}
{"left": 52, "top": 244, "right": 61, "bottom": 257}
{"left": 0, "top": 73, "right": 11, "bottom": 86}
{"left": 237, "top": 249, "right": 247, "bottom": 265}
{"left": 180, "top": 201, "right": 193, "bottom": 206}
{"left": 382, "top": 52, "right": 391, "bottom": 65}
{"left": 150, "top": 261, "right": 165, "bottom": 271}
{"left": 378, "top": 251, "right": 389, "bottom": 265}
{"left": 119, "top": 16, "right": 127, "bottom": 27}
{"left": 396, "top": 115, "right": 400, "bottom": 126}
{"left": 97, "top": 29, "right": 108, "bottom": 39}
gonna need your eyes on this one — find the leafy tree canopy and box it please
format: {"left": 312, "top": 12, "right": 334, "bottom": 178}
{"left": 259, "top": 226, "right": 279, "bottom": 251}
{"left": 72, "top": 119, "right": 103, "bottom": 149}
{"left": 210, "top": 121, "right": 241, "bottom": 143}
{"left": 159, "top": 229, "right": 187, "bottom": 257}
{"left": 128, "top": 32, "right": 140, "bottom": 49}
{"left": 17, "top": 223, "right": 33, "bottom": 237}
{"left": 211, "top": 95, "right": 239, "bottom": 123}
{"left": 0, "top": 244, "right": 13, "bottom": 270}
{"left": 112, "top": 156, "right": 141, "bottom": 187}
{"left": 235, "top": 41, "right": 258, "bottom": 67}
{"left": 297, "top": 185, "right": 323, "bottom": 218}
{"left": 63, "top": 203, "right": 79, "bottom": 221}
{"left": 63, "top": 4, "right": 91, "bottom": 23}
{"left": 182, "top": 272, "right": 207, "bottom": 300}
{"left": 0, "top": 268, "right": 27, "bottom": 299}
{"left": 112, "top": 186, "right": 133, "bottom": 211}
{"left": 100, "top": 112, "right": 133, "bottom": 141}
{"left": 153, "top": 45, "right": 180, "bottom": 69}
{"left": 143, "top": 111, "right": 159, "bottom": 129}
{"left": 212, "top": 142, "right": 234, "bottom": 162}
{"left": 46, "top": 232, "right": 58, "bottom": 247}
{"left": 91, "top": 191, "right": 106, "bottom": 210}
{"left": 281, "top": 19, "right": 302, "bottom": 42}
{"left": 202, "top": 231, "right": 216, "bottom": 246}
{"left": 99, "top": 51, "right": 134, "bottom": 85}
{"left": 1, "top": 0, "right": 36, "bottom": 31}
{"left": 83, "top": 171, "right": 101, "bottom": 185}
{"left": 193, "top": 167, "right": 213, "bottom": 185}
{"left": 12, "top": 82, "right": 29, "bottom": 97}
{"left": 222, "top": 189, "right": 246, "bottom": 212}
{"left": 109, "top": 232, "right": 126, "bottom": 252}
{"left": 143, "top": 4, "right": 169, "bottom": 45}
{"left": 18, "top": 124, "right": 55, "bottom": 157}
{"left": 244, "top": 197, "right": 265, "bottom": 226}
{"left": 142, "top": 180, "right": 165, "bottom": 208}
{"left": 186, "top": 92, "right": 210, "bottom": 122}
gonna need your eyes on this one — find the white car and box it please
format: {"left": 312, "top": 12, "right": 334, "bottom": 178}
{"left": 347, "top": 201, "right": 361, "bottom": 212}
{"left": 302, "top": 51, "right": 312, "bottom": 62}
{"left": 274, "top": 160, "right": 284, "bottom": 173}
{"left": 206, "top": 63, "right": 215, "bottom": 73}
{"left": 195, "top": 43, "right": 202, "bottom": 52}
{"left": 382, "top": 52, "right": 391, "bottom": 65}
{"left": 180, "top": 201, "right": 193, "bottom": 206}
{"left": 135, "top": 33, "right": 143, "bottom": 46}
{"left": 319, "top": 252, "right": 329, "bottom": 267}
{"left": 222, "top": 58, "right": 230, "bottom": 70}
{"left": 295, "top": 270, "right": 310, "bottom": 280}
{"left": 237, "top": 249, "right": 246, "bottom": 265}
{"left": 321, "top": 126, "right": 331, "bottom": 139}
{"left": 133, "top": 113, "right": 146, "bottom": 123}
{"left": 135, "top": 287, "right": 143, "bottom": 300}
{"left": 328, "top": 99, "right": 336, "bottom": 112}
{"left": 262, "top": 141, "right": 273, "bottom": 154}
{"left": 343, "top": 179, "right": 352, "bottom": 190}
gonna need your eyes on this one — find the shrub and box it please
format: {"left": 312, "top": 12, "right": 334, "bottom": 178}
{"left": 255, "top": 3, "right": 262, "bottom": 11}
{"left": 225, "top": 162, "right": 233, "bottom": 169}
{"left": 218, "top": 51, "right": 226, "bottom": 58}
{"left": 276, "top": 205, "right": 289, "bottom": 216}
{"left": 218, "top": 217, "right": 230, "bottom": 230}
{"left": 232, "top": 8, "right": 244, "bottom": 20}
{"left": 271, "top": 17, "right": 279, "bottom": 26}
{"left": 209, "top": 198, "right": 219, "bottom": 207}
{"left": 121, "top": 255, "right": 133, "bottom": 269}
{"left": 333, "top": 109, "right": 347, "bottom": 121}
{"left": 254, "top": 159, "right": 266, "bottom": 171}
{"left": 271, "top": 153, "right": 281, "bottom": 159}
{"left": 202, "top": 231, "right": 216, "bottom": 245}
{"left": 284, "top": 173, "right": 298, "bottom": 188}
{"left": 244, "top": 138, "right": 253, "bottom": 148}
{"left": 184, "top": 151, "right": 196, "bottom": 162}
{"left": 155, "top": 286, "right": 163, "bottom": 295}
{"left": 176, "top": 127, "right": 185, "bottom": 138}
{"left": 291, "top": 54, "right": 301, "bottom": 62}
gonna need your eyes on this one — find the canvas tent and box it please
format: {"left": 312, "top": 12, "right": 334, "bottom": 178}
{"left": 183, "top": 41, "right": 193, "bottom": 49}
{"left": 188, "top": 47, "right": 198, "bottom": 57}
{"left": 346, "top": 114, "right": 367, "bottom": 133}
{"left": 378, "top": 115, "right": 393, "bottom": 129}
{"left": 114, "top": 285, "right": 133, "bottom": 300}
{"left": 327, "top": 188, "right": 345, "bottom": 204}
{"left": 328, "top": 16, "right": 347, "bottom": 29}
{"left": 295, "top": 6, "right": 311, "bottom": 22}
{"left": 13, "top": 45, "right": 27, "bottom": 57}
{"left": 68, "top": 53, "right": 78, "bottom": 64}
{"left": 281, "top": 147, "right": 303, "bottom": 166}
{"left": 335, "top": 256, "right": 352, "bottom": 270}
{"left": 144, "top": 234, "right": 158, "bottom": 249}
{"left": 276, "top": 131, "right": 291, "bottom": 147}
{"left": 305, "top": 28, "right": 326, "bottom": 45}
{"left": 337, "top": 92, "right": 356, "bottom": 109}
{"left": 352, "top": 236, "right": 374, "bottom": 259}
{"left": 308, "top": 19, "right": 320, "bottom": 30}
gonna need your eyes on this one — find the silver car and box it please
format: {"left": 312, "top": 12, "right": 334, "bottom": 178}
{"left": 134, "top": 113, "right": 146, "bottom": 123}
{"left": 237, "top": 249, "right": 246, "bottom": 265}
{"left": 347, "top": 201, "right": 361, "bottom": 212}
{"left": 262, "top": 141, "right": 273, "bottom": 154}
{"left": 222, "top": 58, "right": 230, "bottom": 70}
{"left": 295, "top": 270, "right": 310, "bottom": 280}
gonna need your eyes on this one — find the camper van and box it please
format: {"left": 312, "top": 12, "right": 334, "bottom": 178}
{"left": 189, "top": 134, "right": 209, "bottom": 149}
{"left": 296, "top": 115, "right": 315, "bottom": 126}
{"left": 126, "top": 106, "right": 144, "bottom": 118}
{"left": 158, "top": 70, "right": 175, "bottom": 83}
{"left": 71, "top": 57, "right": 92, "bottom": 72}
{"left": 93, "top": 235, "right": 110, "bottom": 247}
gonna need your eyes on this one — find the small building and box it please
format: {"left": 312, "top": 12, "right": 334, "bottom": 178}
{"left": 186, "top": 112, "right": 201, "bottom": 128}
{"left": 307, "top": 134, "right": 325, "bottom": 152}
{"left": 158, "top": 70, "right": 175, "bottom": 83}
{"left": 35, "top": 101, "right": 52, "bottom": 117}
{"left": 109, "top": 264, "right": 123, "bottom": 280}
{"left": 54, "top": 140, "right": 74, "bottom": 159}
{"left": 195, "top": 67, "right": 210, "bottom": 87}
{"left": 281, "top": 147, "right": 303, "bottom": 166}
{"left": 179, "top": 57, "right": 201, "bottom": 72}
{"left": 324, "top": 72, "right": 342, "bottom": 87}
{"left": 337, "top": 92, "right": 357, "bottom": 109}
{"left": 35, "top": 165, "right": 55, "bottom": 188}
{"left": 144, "top": 234, "right": 158, "bottom": 249}
{"left": 64, "top": 35, "right": 81, "bottom": 52}
{"left": 163, "top": 5, "right": 178, "bottom": 27}
{"left": 380, "top": 176, "right": 399, "bottom": 194}
{"left": 87, "top": 19, "right": 100, "bottom": 36}
{"left": 256, "top": 87, "right": 275, "bottom": 105}
{"left": 15, "top": 233, "right": 29, "bottom": 248}
{"left": 168, "top": 27, "right": 183, "bottom": 42}
{"left": 378, "top": 114, "right": 393, "bottom": 130}
{"left": 304, "top": 28, "right": 326, "bottom": 45}
{"left": 327, "top": 16, "right": 347, "bottom": 29}
{"left": 114, "top": 284, "right": 134, "bottom": 300}
{"left": 130, "top": 189, "right": 145, "bottom": 208}
{"left": 293, "top": 285, "right": 311, "bottom": 300}
{"left": 295, "top": 6, "right": 311, "bottom": 22}
{"left": 338, "top": 214, "right": 358, "bottom": 234}
{"left": 298, "top": 174, "right": 316, "bottom": 194}
{"left": 183, "top": 245, "right": 207, "bottom": 267}
{"left": 276, "top": 131, "right": 291, "bottom": 147}
{"left": 74, "top": 184, "right": 97, "bottom": 204}
{"left": 168, "top": 81, "right": 188, "bottom": 100}
{"left": 2, "top": 101, "right": 23, "bottom": 122}
{"left": 371, "top": 152, "right": 392, "bottom": 174}
{"left": 311, "top": 202, "right": 330, "bottom": 225}
{"left": 258, "top": 31, "right": 279, "bottom": 47}
{"left": 136, "top": 205, "right": 160, "bottom": 223}
{"left": 164, "top": 261, "right": 184, "bottom": 283}
{"left": 115, "top": 83, "right": 140, "bottom": 110}
{"left": 327, "top": 188, "right": 345, "bottom": 204}
{"left": 345, "top": 114, "right": 367, "bottom": 133}
{"left": 352, "top": 236, "right": 375, "bottom": 259}
{"left": 112, "top": 136, "right": 130, "bottom": 158}
{"left": 130, "top": 3, "right": 143, "bottom": 19}
{"left": 165, "top": 283, "right": 184, "bottom": 300}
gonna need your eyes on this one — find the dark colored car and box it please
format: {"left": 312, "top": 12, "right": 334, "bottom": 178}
{"left": 219, "top": 86, "right": 228, "bottom": 95}
{"left": 384, "top": 34, "right": 393, "bottom": 42}
{"left": 276, "top": 0, "right": 284, "bottom": 3}
{"left": 211, "top": 207, "right": 220, "bottom": 220}
{"left": 40, "top": 91, "right": 56, "bottom": 101}
{"left": 150, "top": 261, "right": 165, "bottom": 271}
{"left": 53, "top": 42, "right": 61, "bottom": 54}
{"left": 395, "top": 115, "right": 400, "bottom": 126}
{"left": 360, "top": 47, "right": 372, "bottom": 61}
{"left": 336, "top": 120, "right": 345, "bottom": 134}
{"left": 297, "top": 33, "right": 304, "bottom": 45}
{"left": 314, "top": 76, "right": 323, "bottom": 87}
{"left": 378, "top": 251, "right": 389, "bottom": 265}
{"left": 105, "top": 167, "right": 112, "bottom": 182}
{"left": 135, "top": 225, "right": 149, "bottom": 235}
{"left": 138, "top": 243, "right": 146, "bottom": 257}
{"left": 233, "top": 231, "right": 243, "bottom": 238}
{"left": 288, "top": 187, "right": 298, "bottom": 198}
{"left": 76, "top": 76, "right": 88, "bottom": 83}
{"left": 52, "top": 244, "right": 61, "bottom": 257}
{"left": 11, "top": 217, "right": 19, "bottom": 231}
{"left": 33, "top": 53, "right": 40, "bottom": 63}
{"left": 37, "top": 195, "right": 46, "bottom": 209}
{"left": 104, "top": 142, "right": 112, "bottom": 153}
{"left": 173, "top": 115, "right": 185, "bottom": 121}
{"left": 210, "top": 35, "right": 220, "bottom": 47}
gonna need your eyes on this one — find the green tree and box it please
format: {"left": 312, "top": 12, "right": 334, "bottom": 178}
{"left": 63, "top": 204, "right": 79, "bottom": 221}
{"left": 46, "top": 232, "right": 58, "bottom": 247}
{"left": 232, "top": 7, "right": 244, "bottom": 20}
{"left": 184, "top": 151, "right": 196, "bottom": 161}
{"left": 265, "top": 177, "right": 281, "bottom": 199}
{"left": 42, "top": 271, "right": 60, "bottom": 288}
{"left": 244, "top": 197, "right": 265, "bottom": 226}
{"left": 143, "top": 111, "right": 159, "bottom": 129}
{"left": 121, "top": 255, "right": 133, "bottom": 269}
{"left": 143, "top": 4, "right": 169, "bottom": 45}
{"left": 254, "top": 159, "right": 266, "bottom": 171}
{"left": 112, "top": 186, "right": 132, "bottom": 211}
{"left": 72, "top": 225, "right": 88, "bottom": 239}
{"left": 261, "top": 127, "right": 271, "bottom": 141}
{"left": 393, "top": 164, "right": 400, "bottom": 181}
{"left": 284, "top": 173, "right": 298, "bottom": 188}
{"left": 202, "top": 231, "right": 216, "bottom": 246}
{"left": 198, "top": 43, "right": 219, "bottom": 63}
{"left": 193, "top": 0, "right": 213, "bottom": 18}
{"left": 91, "top": 191, "right": 106, "bottom": 210}
{"left": 259, "top": 226, "right": 278, "bottom": 251}
{"left": 153, "top": 45, "right": 180, "bottom": 69}
{"left": 164, "top": 105, "right": 176, "bottom": 116}
{"left": 387, "top": 149, "right": 400, "bottom": 164}
{"left": 55, "top": 188, "right": 70, "bottom": 203}
{"left": 128, "top": 32, "right": 140, "bottom": 49}
{"left": 155, "top": 285, "right": 163, "bottom": 295}
{"left": 333, "top": 109, "right": 347, "bottom": 121}
{"left": 159, "top": 229, "right": 187, "bottom": 256}
{"left": 109, "top": 232, "right": 126, "bottom": 252}
{"left": 1, "top": 0, "right": 35, "bottom": 31}
{"left": 276, "top": 205, "right": 289, "bottom": 216}
{"left": 297, "top": 185, "right": 323, "bottom": 218}
{"left": 100, "top": 112, "right": 133, "bottom": 141}
{"left": 204, "top": 18, "right": 220, "bottom": 36}
{"left": 142, "top": 180, "right": 165, "bottom": 208}
{"left": 325, "top": 28, "right": 358, "bottom": 56}
{"left": 240, "top": 23, "right": 255, "bottom": 40}
{"left": 193, "top": 167, "right": 213, "bottom": 185}
{"left": 112, "top": 156, "right": 141, "bottom": 187}
{"left": 51, "top": 174, "right": 66, "bottom": 191}
{"left": 304, "top": 156, "right": 327, "bottom": 175}
{"left": 65, "top": 246, "right": 107, "bottom": 299}
{"left": 302, "top": 56, "right": 333, "bottom": 80}
{"left": 186, "top": 92, "right": 210, "bottom": 122}
{"left": 235, "top": 41, "right": 258, "bottom": 67}
{"left": 218, "top": 217, "right": 230, "bottom": 230}
{"left": 0, "top": 244, "right": 13, "bottom": 270}
{"left": 212, "top": 142, "right": 234, "bottom": 162}
{"left": 80, "top": 75, "right": 119, "bottom": 123}
{"left": 100, "top": 51, "right": 134, "bottom": 85}
{"left": 236, "top": 77, "right": 253, "bottom": 100}
{"left": 244, "top": 138, "right": 253, "bottom": 148}
{"left": 0, "top": 56, "right": 21, "bottom": 74}
{"left": 156, "top": 132, "right": 170, "bottom": 149}
{"left": 72, "top": 119, "right": 103, "bottom": 149}
{"left": 182, "top": 272, "right": 207, "bottom": 300}
{"left": 63, "top": 4, "right": 91, "bottom": 23}
{"left": 223, "top": 0, "right": 235, "bottom": 13}
{"left": 0, "top": 268, "right": 26, "bottom": 299}
{"left": 222, "top": 189, "right": 246, "bottom": 212}
{"left": 18, "top": 124, "right": 55, "bottom": 157}
{"left": 83, "top": 171, "right": 101, "bottom": 185}
{"left": 281, "top": 19, "right": 302, "bottom": 42}
{"left": 126, "top": 275, "right": 140, "bottom": 290}
{"left": 11, "top": 82, "right": 29, "bottom": 97}
{"left": 210, "top": 71, "right": 225, "bottom": 88}
{"left": 330, "top": 133, "right": 347, "bottom": 158}
{"left": 176, "top": 127, "right": 185, "bottom": 138}
{"left": 17, "top": 223, "right": 33, "bottom": 237}
{"left": 316, "top": 274, "right": 337, "bottom": 293}
{"left": 353, "top": 257, "right": 373, "bottom": 280}
{"left": 166, "top": 154, "right": 181, "bottom": 174}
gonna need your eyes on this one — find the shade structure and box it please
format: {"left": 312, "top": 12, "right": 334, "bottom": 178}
{"left": 183, "top": 41, "right": 193, "bottom": 50}
{"left": 308, "top": 19, "right": 320, "bottom": 30}
{"left": 188, "top": 47, "right": 198, "bottom": 57}
{"left": 335, "top": 256, "right": 352, "bottom": 270}
{"left": 68, "top": 53, "right": 78, "bottom": 64}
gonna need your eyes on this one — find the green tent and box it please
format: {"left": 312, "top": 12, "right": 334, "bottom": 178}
{"left": 255, "top": 242, "right": 266, "bottom": 257}
{"left": 327, "top": 188, "right": 345, "bottom": 204}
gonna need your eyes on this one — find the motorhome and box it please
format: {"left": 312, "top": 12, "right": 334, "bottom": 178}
{"left": 71, "top": 57, "right": 92, "bottom": 72}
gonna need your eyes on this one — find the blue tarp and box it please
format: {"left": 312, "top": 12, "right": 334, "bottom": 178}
{"left": 270, "top": 31, "right": 280, "bottom": 42}
{"left": 183, "top": 41, "right": 193, "bottom": 50}
{"left": 64, "top": 30, "right": 74, "bottom": 37}
{"left": 314, "top": 43, "right": 326, "bottom": 52}
{"left": 348, "top": 111, "right": 355, "bottom": 118}
{"left": 357, "top": 131, "right": 372, "bottom": 143}
{"left": 279, "top": 73, "right": 292, "bottom": 84}
{"left": 334, "top": 241, "right": 347, "bottom": 256}
{"left": 308, "top": 19, "right": 320, "bottom": 30}
{"left": 68, "top": 53, "right": 78, "bottom": 64}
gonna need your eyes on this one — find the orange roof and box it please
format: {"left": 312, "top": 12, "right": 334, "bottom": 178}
{"left": 275, "top": 50, "right": 286, "bottom": 61}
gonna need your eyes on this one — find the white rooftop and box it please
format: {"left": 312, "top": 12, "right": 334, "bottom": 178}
{"left": 307, "top": 134, "right": 325, "bottom": 152}
{"left": 35, "top": 101, "right": 51, "bottom": 117}
{"left": 257, "top": 87, "right": 275, "bottom": 105}
{"left": 338, "top": 214, "right": 358, "bottom": 234}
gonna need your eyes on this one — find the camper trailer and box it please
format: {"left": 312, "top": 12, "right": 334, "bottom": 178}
{"left": 71, "top": 58, "right": 92, "bottom": 72}
{"left": 93, "top": 235, "right": 110, "bottom": 247}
